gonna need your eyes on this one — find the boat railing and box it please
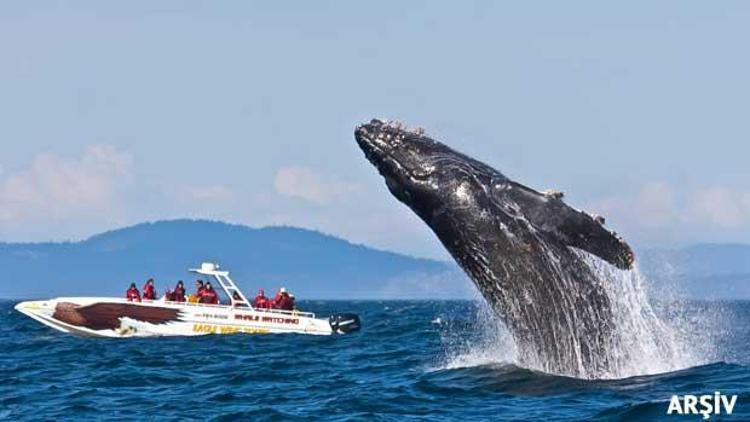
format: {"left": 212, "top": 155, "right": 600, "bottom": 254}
{"left": 258, "top": 307, "right": 316, "bottom": 319}
{"left": 156, "top": 299, "right": 316, "bottom": 318}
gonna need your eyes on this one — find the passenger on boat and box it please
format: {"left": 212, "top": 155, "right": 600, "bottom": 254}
{"left": 231, "top": 291, "right": 248, "bottom": 307}
{"left": 173, "top": 280, "right": 186, "bottom": 302}
{"left": 200, "top": 282, "right": 220, "bottom": 304}
{"left": 143, "top": 279, "right": 157, "bottom": 300}
{"left": 195, "top": 280, "right": 205, "bottom": 295}
{"left": 253, "top": 289, "right": 270, "bottom": 309}
{"left": 186, "top": 280, "right": 205, "bottom": 303}
{"left": 126, "top": 283, "right": 141, "bottom": 302}
{"left": 273, "top": 289, "right": 294, "bottom": 311}
{"left": 272, "top": 287, "right": 286, "bottom": 306}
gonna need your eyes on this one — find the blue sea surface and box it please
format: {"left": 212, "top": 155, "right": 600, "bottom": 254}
{"left": 1, "top": 300, "right": 749, "bottom": 421}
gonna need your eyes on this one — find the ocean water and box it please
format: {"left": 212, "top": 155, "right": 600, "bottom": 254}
{"left": 2, "top": 299, "right": 749, "bottom": 421}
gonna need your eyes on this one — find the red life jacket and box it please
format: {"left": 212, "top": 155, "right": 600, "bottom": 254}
{"left": 126, "top": 288, "right": 141, "bottom": 302}
{"left": 200, "top": 288, "right": 219, "bottom": 304}
{"left": 173, "top": 286, "right": 186, "bottom": 302}
{"left": 254, "top": 295, "right": 269, "bottom": 309}
{"left": 274, "top": 295, "right": 293, "bottom": 311}
{"left": 143, "top": 284, "right": 156, "bottom": 300}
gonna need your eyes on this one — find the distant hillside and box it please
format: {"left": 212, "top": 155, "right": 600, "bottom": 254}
{"left": 0, "top": 220, "right": 471, "bottom": 300}
{"left": 639, "top": 244, "right": 750, "bottom": 299}
{"left": 1, "top": 220, "right": 747, "bottom": 300}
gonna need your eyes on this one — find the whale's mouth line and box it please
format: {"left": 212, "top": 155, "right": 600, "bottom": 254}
{"left": 358, "top": 139, "right": 402, "bottom": 175}
{"left": 356, "top": 133, "right": 433, "bottom": 183}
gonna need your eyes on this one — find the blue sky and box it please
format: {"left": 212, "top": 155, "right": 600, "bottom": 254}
{"left": 1, "top": 2, "right": 749, "bottom": 258}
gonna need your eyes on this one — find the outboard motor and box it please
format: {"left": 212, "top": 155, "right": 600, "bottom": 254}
{"left": 329, "top": 313, "right": 361, "bottom": 334}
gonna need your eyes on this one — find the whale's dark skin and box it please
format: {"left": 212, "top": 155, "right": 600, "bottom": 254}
{"left": 355, "top": 119, "right": 635, "bottom": 378}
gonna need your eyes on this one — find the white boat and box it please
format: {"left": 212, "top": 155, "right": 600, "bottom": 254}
{"left": 14, "top": 262, "right": 361, "bottom": 337}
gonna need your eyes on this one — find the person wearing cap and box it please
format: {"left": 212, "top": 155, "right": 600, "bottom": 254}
{"left": 253, "top": 288, "right": 270, "bottom": 309}
{"left": 126, "top": 283, "right": 141, "bottom": 302}
{"left": 142, "top": 278, "right": 157, "bottom": 300}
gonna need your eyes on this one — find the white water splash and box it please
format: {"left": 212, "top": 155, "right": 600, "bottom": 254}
{"left": 435, "top": 297, "right": 517, "bottom": 371}
{"left": 437, "top": 252, "right": 728, "bottom": 379}
{"left": 581, "top": 252, "right": 731, "bottom": 378}
{"left": 582, "top": 254, "right": 688, "bottom": 377}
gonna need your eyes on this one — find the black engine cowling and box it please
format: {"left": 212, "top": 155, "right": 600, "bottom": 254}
{"left": 329, "top": 313, "right": 361, "bottom": 334}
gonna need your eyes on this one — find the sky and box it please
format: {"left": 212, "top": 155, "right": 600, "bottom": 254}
{"left": 1, "top": 1, "right": 749, "bottom": 259}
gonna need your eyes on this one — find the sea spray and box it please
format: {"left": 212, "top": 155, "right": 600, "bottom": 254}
{"left": 438, "top": 252, "right": 728, "bottom": 379}
{"left": 581, "top": 251, "right": 731, "bottom": 377}
{"left": 580, "top": 253, "right": 682, "bottom": 377}
{"left": 436, "top": 299, "right": 517, "bottom": 371}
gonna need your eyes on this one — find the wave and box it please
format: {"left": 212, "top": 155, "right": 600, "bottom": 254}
{"left": 425, "top": 361, "right": 747, "bottom": 396}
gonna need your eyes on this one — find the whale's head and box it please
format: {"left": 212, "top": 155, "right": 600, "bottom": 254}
{"left": 355, "top": 119, "right": 634, "bottom": 270}
{"left": 355, "top": 119, "right": 471, "bottom": 220}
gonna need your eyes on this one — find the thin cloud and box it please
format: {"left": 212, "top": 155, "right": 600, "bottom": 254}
{"left": 687, "top": 187, "right": 750, "bottom": 229}
{"left": 0, "top": 145, "right": 133, "bottom": 230}
{"left": 634, "top": 182, "right": 678, "bottom": 228}
{"left": 587, "top": 182, "right": 750, "bottom": 237}
{"left": 273, "top": 166, "right": 361, "bottom": 204}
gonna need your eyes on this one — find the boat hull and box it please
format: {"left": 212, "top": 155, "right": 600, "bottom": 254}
{"left": 15, "top": 297, "right": 337, "bottom": 337}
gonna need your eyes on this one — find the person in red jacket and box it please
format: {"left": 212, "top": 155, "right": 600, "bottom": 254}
{"left": 272, "top": 287, "right": 287, "bottom": 307}
{"left": 273, "top": 290, "right": 294, "bottom": 311}
{"left": 172, "top": 280, "right": 186, "bottom": 302}
{"left": 200, "top": 282, "right": 219, "bottom": 305}
{"left": 253, "top": 288, "right": 270, "bottom": 309}
{"left": 126, "top": 283, "right": 141, "bottom": 302}
{"left": 142, "top": 279, "right": 157, "bottom": 300}
{"left": 195, "top": 280, "right": 205, "bottom": 296}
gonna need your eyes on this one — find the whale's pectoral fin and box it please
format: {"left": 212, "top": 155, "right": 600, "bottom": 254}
{"left": 505, "top": 183, "right": 635, "bottom": 270}
{"left": 555, "top": 209, "right": 635, "bottom": 270}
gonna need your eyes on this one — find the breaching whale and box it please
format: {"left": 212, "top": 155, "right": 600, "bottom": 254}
{"left": 355, "top": 119, "right": 635, "bottom": 378}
